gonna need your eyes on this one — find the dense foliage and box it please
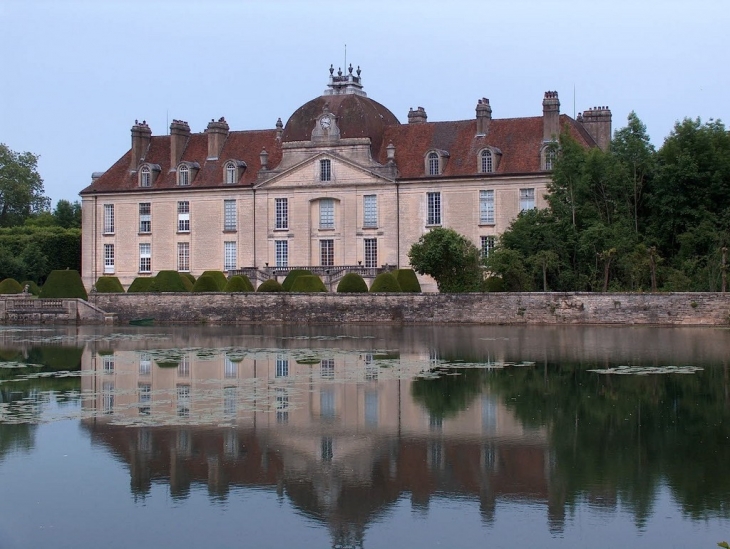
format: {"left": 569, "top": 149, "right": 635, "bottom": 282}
{"left": 94, "top": 276, "right": 124, "bottom": 293}
{"left": 290, "top": 275, "right": 327, "bottom": 292}
{"left": 336, "top": 272, "right": 369, "bottom": 293}
{"left": 192, "top": 275, "right": 220, "bottom": 292}
{"left": 256, "top": 279, "right": 284, "bottom": 292}
{"left": 127, "top": 277, "right": 154, "bottom": 292}
{"left": 0, "top": 227, "right": 80, "bottom": 283}
{"left": 282, "top": 269, "right": 312, "bottom": 291}
{"left": 200, "top": 270, "right": 227, "bottom": 291}
{"left": 393, "top": 268, "right": 422, "bottom": 292}
{"left": 0, "top": 278, "right": 23, "bottom": 294}
{"left": 487, "top": 114, "right": 730, "bottom": 291}
{"left": 150, "top": 270, "right": 188, "bottom": 292}
{"left": 39, "top": 270, "right": 88, "bottom": 299}
{"left": 408, "top": 227, "right": 482, "bottom": 292}
{"left": 224, "top": 275, "right": 254, "bottom": 292}
{"left": 369, "top": 272, "right": 402, "bottom": 292}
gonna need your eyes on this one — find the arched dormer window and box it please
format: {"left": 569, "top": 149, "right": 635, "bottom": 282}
{"left": 225, "top": 162, "right": 236, "bottom": 184}
{"left": 541, "top": 143, "right": 558, "bottom": 171}
{"left": 480, "top": 149, "right": 493, "bottom": 173}
{"left": 140, "top": 166, "right": 151, "bottom": 187}
{"left": 178, "top": 164, "right": 190, "bottom": 186}
{"left": 428, "top": 152, "right": 440, "bottom": 175}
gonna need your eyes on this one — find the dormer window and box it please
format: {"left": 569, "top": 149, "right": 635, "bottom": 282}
{"left": 428, "top": 152, "right": 440, "bottom": 175}
{"left": 225, "top": 162, "right": 236, "bottom": 184}
{"left": 480, "top": 150, "right": 493, "bottom": 173}
{"left": 425, "top": 150, "right": 448, "bottom": 176}
{"left": 140, "top": 166, "right": 151, "bottom": 187}
{"left": 178, "top": 164, "right": 190, "bottom": 186}
{"left": 320, "top": 159, "right": 332, "bottom": 181}
{"left": 541, "top": 143, "right": 558, "bottom": 171}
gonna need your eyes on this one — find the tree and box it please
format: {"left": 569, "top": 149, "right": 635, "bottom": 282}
{"left": 408, "top": 227, "right": 482, "bottom": 292}
{"left": 52, "top": 200, "right": 81, "bottom": 229}
{"left": 0, "top": 144, "right": 50, "bottom": 227}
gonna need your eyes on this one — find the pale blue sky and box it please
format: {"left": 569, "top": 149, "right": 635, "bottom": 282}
{"left": 1, "top": 0, "right": 727, "bottom": 205}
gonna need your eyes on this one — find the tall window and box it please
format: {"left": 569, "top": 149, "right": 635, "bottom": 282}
{"left": 177, "top": 201, "right": 190, "bottom": 232}
{"left": 178, "top": 164, "right": 190, "bottom": 186}
{"left": 140, "top": 166, "right": 151, "bottom": 187}
{"left": 480, "top": 236, "right": 495, "bottom": 258}
{"left": 225, "top": 162, "right": 236, "bottom": 184}
{"left": 177, "top": 242, "right": 190, "bottom": 271}
{"left": 427, "top": 192, "right": 441, "bottom": 225}
{"left": 224, "top": 199, "right": 236, "bottom": 231}
{"left": 481, "top": 150, "right": 493, "bottom": 173}
{"left": 275, "top": 355, "right": 289, "bottom": 377}
{"left": 320, "top": 239, "right": 334, "bottom": 266}
{"left": 104, "top": 244, "right": 114, "bottom": 273}
{"left": 139, "top": 203, "right": 151, "bottom": 233}
{"left": 319, "top": 199, "right": 334, "bottom": 229}
{"left": 428, "top": 152, "right": 440, "bottom": 175}
{"left": 364, "top": 238, "right": 377, "bottom": 268}
{"left": 139, "top": 243, "right": 151, "bottom": 273}
{"left": 519, "top": 188, "right": 535, "bottom": 211}
{"left": 275, "top": 198, "right": 288, "bottom": 230}
{"left": 224, "top": 241, "right": 237, "bottom": 271}
{"left": 320, "top": 159, "right": 331, "bottom": 181}
{"left": 544, "top": 149, "right": 556, "bottom": 170}
{"left": 363, "top": 195, "right": 377, "bottom": 228}
{"left": 275, "top": 240, "right": 288, "bottom": 267}
{"left": 103, "top": 204, "right": 114, "bottom": 233}
{"left": 479, "top": 190, "right": 495, "bottom": 224}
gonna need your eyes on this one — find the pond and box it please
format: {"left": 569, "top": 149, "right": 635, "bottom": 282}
{"left": 0, "top": 324, "right": 728, "bottom": 549}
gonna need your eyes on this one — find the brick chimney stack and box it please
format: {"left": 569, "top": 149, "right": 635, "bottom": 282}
{"left": 579, "top": 107, "right": 612, "bottom": 152}
{"left": 170, "top": 120, "right": 191, "bottom": 169}
{"left": 408, "top": 107, "right": 427, "bottom": 124}
{"left": 542, "top": 91, "right": 560, "bottom": 142}
{"left": 130, "top": 120, "right": 151, "bottom": 170}
{"left": 206, "top": 117, "right": 229, "bottom": 160}
{"left": 476, "top": 98, "right": 492, "bottom": 136}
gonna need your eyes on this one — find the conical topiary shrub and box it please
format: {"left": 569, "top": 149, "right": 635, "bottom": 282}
{"left": 150, "top": 270, "right": 188, "bottom": 292}
{"left": 39, "top": 270, "right": 88, "bottom": 299}
{"left": 290, "top": 275, "right": 327, "bottom": 292}
{"left": 224, "top": 275, "right": 254, "bottom": 292}
{"left": 21, "top": 281, "right": 41, "bottom": 295}
{"left": 179, "top": 274, "right": 194, "bottom": 291}
{"left": 180, "top": 272, "right": 196, "bottom": 285}
{"left": 0, "top": 278, "right": 23, "bottom": 294}
{"left": 256, "top": 279, "right": 284, "bottom": 292}
{"left": 192, "top": 274, "right": 219, "bottom": 292}
{"left": 201, "top": 270, "right": 227, "bottom": 291}
{"left": 127, "top": 277, "right": 155, "bottom": 292}
{"left": 394, "top": 269, "right": 421, "bottom": 292}
{"left": 94, "top": 276, "right": 125, "bottom": 293}
{"left": 337, "top": 273, "right": 368, "bottom": 293}
{"left": 282, "top": 269, "right": 312, "bottom": 291}
{"left": 369, "top": 272, "right": 402, "bottom": 292}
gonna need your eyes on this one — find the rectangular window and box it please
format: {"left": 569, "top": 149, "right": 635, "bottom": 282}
{"left": 177, "top": 385, "right": 190, "bottom": 418}
{"left": 104, "top": 243, "right": 114, "bottom": 273}
{"left": 364, "top": 238, "right": 377, "bottom": 268}
{"left": 427, "top": 192, "right": 441, "bottom": 225}
{"left": 365, "top": 390, "right": 378, "bottom": 427}
{"left": 224, "top": 199, "right": 236, "bottom": 231}
{"left": 363, "top": 195, "right": 377, "bottom": 228}
{"left": 177, "top": 242, "right": 190, "bottom": 272}
{"left": 480, "top": 236, "right": 495, "bottom": 258}
{"left": 321, "top": 359, "right": 335, "bottom": 380}
{"left": 519, "top": 188, "right": 535, "bottom": 211}
{"left": 139, "top": 353, "right": 151, "bottom": 375}
{"left": 177, "top": 201, "right": 190, "bottom": 232}
{"left": 320, "top": 159, "right": 331, "bottom": 181}
{"left": 276, "top": 388, "right": 289, "bottom": 424}
{"left": 320, "top": 239, "right": 334, "bottom": 267}
{"left": 139, "top": 203, "right": 151, "bottom": 233}
{"left": 138, "top": 383, "right": 151, "bottom": 415}
{"left": 275, "top": 198, "right": 288, "bottom": 230}
{"left": 103, "top": 204, "right": 114, "bottom": 233}
{"left": 320, "top": 388, "right": 335, "bottom": 419}
{"left": 319, "top": 199, "right": 334, "bottom": 229}
{"left": 224, "top": 355, "right": 237, "bottom": 378}
{"left": 275, "top": 240, "right": 288, "bottom": 267}
{"left": 224, "top": 241, "right": 237, "bottom": 271}
{"left": 479, "top": 190, "right": 495, "bottom": 224}
{"left": 139, "top": 243, "right": 151, "bottom": 273}
{"left": 275, "top": 355, "right": 289, "bottom": 378}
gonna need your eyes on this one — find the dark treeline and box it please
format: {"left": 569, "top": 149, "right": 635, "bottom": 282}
{"left": 486, "top": 114, "right": 730, "bottom": 291}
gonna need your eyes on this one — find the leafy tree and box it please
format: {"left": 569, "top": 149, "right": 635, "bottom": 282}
{"left": 408, "top": 227, "right": 482, "bottom": 292}
{"left": 52, "top": 200, "right": 81, "bottom": 229}
{"left": 0, "top": 144, "right": 50, "bottom": 227}
{"left": 484, "top": 247, "right": 532, "bottom": 291}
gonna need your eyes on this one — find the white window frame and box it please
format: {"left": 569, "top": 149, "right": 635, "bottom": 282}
{"left": 427, "top": 192, "right": 441, "bottom": 226}
{"left": 320, "top": 239, "right": 334, "bottom": 267}
{"left": 479, "top": 190, "right": 495, "bottom": 225}
{"left": 320, "top": 159, "right": 331, "bottom": 182}
{"left": 427, "top": 152, "right": 440, "bottom": 175}
{"left": 177, "top": 242, "right": 190, "bottom": 272}
{"left": 275, "top": 240, "right": 288, "bottom": 267}
{"left": 177, "top": 201, "right": 190, "bottom": 232}
{"left": 178, "top": 164, "right": 190, "bottom": 186}
{"left": 140, "top": 166, "right": 151, "bottom": 187}
{"left": 103, "top": 243, "right": 114, "bottom": 273}
{"left": 363, "top": 195, "right": 377, "bottom": 228}
{"left": 319, "top": 199, "right": 334, "bottom": 230}
{"left": 103, "top": 204, "right": 114, "bottom": 234}
{"left": 364, "top": 238, "right": 377, "bottom": 268}
{"left": 480, "top": 235, "right": 495, "bottom": 258}
{"left": 224, "top": 199, "right": 236, "bottom": 231}
{"left": 224, "top": 241, "right": 237, "bottom": 271}
{"left": 225, "top": 162, "right": 236, "bottom": 184}
{"left": 519, "top": 188, "right": 535, "bottom": 212}
{"left": 275, "top": 198, "right": 288, "bottom": 230}
{"left": 480, "top": 149, "right": 493, "bottom": 173}
{"left": 275, "top": 355, "right": 289, "bottom": 377}
{"left": 139, "top": 202, "right": 151, "bottom": 233}
{"left": 139, "top": 243, "right": 151, "bottom": 273}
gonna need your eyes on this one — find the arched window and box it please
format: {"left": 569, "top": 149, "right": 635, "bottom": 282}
{"left": 428, "top": 152, "right": 440, "bottom": 175}
{"left": 544, "top": 149, "right": 556, "bottom": 170}
{"left": 480, "top": 150, "right": 493, "bottom": 173}
{"left": 225, "top": 162, "right": 236, "bottom": 184}
{"left": 140, "top": 166, "right": 151, "bottom": 187}
{"left": 178, "top": 164, "right": 190, "bottom": 186}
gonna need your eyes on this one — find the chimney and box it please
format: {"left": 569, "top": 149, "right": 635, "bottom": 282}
{"left": 170, "top": 120, "right": 191, "bottom": 169}
{"left": 206, "top": 117, "right": 229, "bottom": 160}
{"left": 542, "top": 91, "right": 560, "bottom": 142}
{"left": 476, "top": 98, "right": 492, "bottom": 136}
{"left": 580, "top": 106, "right": 612, "bottom": 152}
{"left": 130, "top": 120, "right": 151, "bottom": 170}
{"left": 408, "top": 107, "right": 427, "bottom": 124}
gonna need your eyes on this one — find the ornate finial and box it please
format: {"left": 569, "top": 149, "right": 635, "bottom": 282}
{"left": 329, "top": 64, "right": 334, "bottom": 75}
{"left": 348, "top": 63, "right": 353, "bottom": 74}
{"left": 337, "top": 67, "right": 342, "bottom": 76}
{"left": 356, "top": 66, "right": 361, "bottom": 77}
{"left": 275, "top": 117, "right": 283, "bottom": 129}
{"left": 135, "top": 119, "right": 139, "bottom": 124}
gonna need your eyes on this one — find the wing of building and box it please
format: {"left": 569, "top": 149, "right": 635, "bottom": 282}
{"left": 80, "top": 65, "right": 611, "bottom": 291}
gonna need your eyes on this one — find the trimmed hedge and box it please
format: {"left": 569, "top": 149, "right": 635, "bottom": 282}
{"left": 94, "top": 276, "right": 125, "bottom": 293}
{"left": 370, "top": 272, "right": 402, "bottom": 292}
{"left": 282, "top": 269, "right": 312, "bottom": 291}
{"left": 151, "top": 270, "right": 188, "bottom": 292}
{"left": 127, "top": 277, "right": 155, "bottom": 292}
{"left": 179, "top": 274, "right": 194, "bottom": 292}
{"left": 224, "top": 275, "right": 254, "bottom": 292}
{"left": 0, "top": 278, "right": 23, "bottom": 294}
{"left": 394, "top": 269, "right": 421, "bottom": 292}
{"left": 39, "top": 270, "right": 88, "bottom": 299}
{"left": 337, "top": 273, "right": 368, "bottom": 293}
{"left": 192, "top": 275, "right": 219, "bottom": 292}
{"left": 201, "top": 270, "right": 227, "bottom": 291}
{"left": 180, "top": 272, "right": 196, "bottom": 285}
{"left": 21, "top": 281, "right": 41, "bottom": 295}
{"left": 290, "top": 275, "right": 327, "bottom": 292}
{"left": 257, "top": 279, "right": 284, "bottom": 292}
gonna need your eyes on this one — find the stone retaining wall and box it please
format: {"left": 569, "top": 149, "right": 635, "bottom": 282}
{"left": 88, "top": 292, "right": 730, "bottom": 326}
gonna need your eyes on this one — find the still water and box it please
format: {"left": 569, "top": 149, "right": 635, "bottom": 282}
{"left": 0, "top": 324, "right": 728, "bottom": 549}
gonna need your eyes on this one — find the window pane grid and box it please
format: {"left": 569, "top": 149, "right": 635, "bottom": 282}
{"left": 177, "top": 242, "right": 190, "bottom": 271}
{"left": 139, "top": 243, "right": 151, "bottom": 273}
{"left": 320, "top": 159, "right": 331, "bottom": 181}
{"left": 103, "top": 204, "right": 114, "bottom": 233}
{"left": 364, "top": 238, "right": 377, "bottom": 268}
{"left": 519, "top": 188, "right": 535, "bottom": 211}
{"left": 428, "top": 152, "right": 439, "bottom": 175}
{"left": 139, "top": 203, "right": 151, "bottom": 233}
{"left": 480, "top": 190, "right": 495, "bottom": 224}
{"left": 481, "top": 150, "right": 493, "bottom": 173}
{"left": 275, "top": 240, "right": 288, "bottom": 267}
{"left": 481, "top": 236, "right": 495, "bottom": 258}
{"left": 178, "top": 165, "right": 189, "bottom": 186}
{"left": 319, "top": 199, "right": 334, "bottom": 229}
{"left": 224, "top": 241, "right": 237, "bottom": 271}
{"left": 427, "top": 192, "right": 441, "bottom": 225}
{"left": 225, "top": 163, "right": 236, "bottom": 184}
{"left": 140, "top": 167, "right": 151, "bottom": 187}
{"left": 363, "top": 195, "right": 377, "bottom": 227}
{"left": 224, "top": 200, "right": 236, "bottom": 231}
{"left": 275, "top": 198, "right": 288, "bottom": 230}
{"left": 104, "top": 244, "right": 114, "bottom": 273}
{"left": 320, "top": 240, "right": 334, "bottom": 266}
{"left": 178, "top": 201, "right": 190, "bottom": 232}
